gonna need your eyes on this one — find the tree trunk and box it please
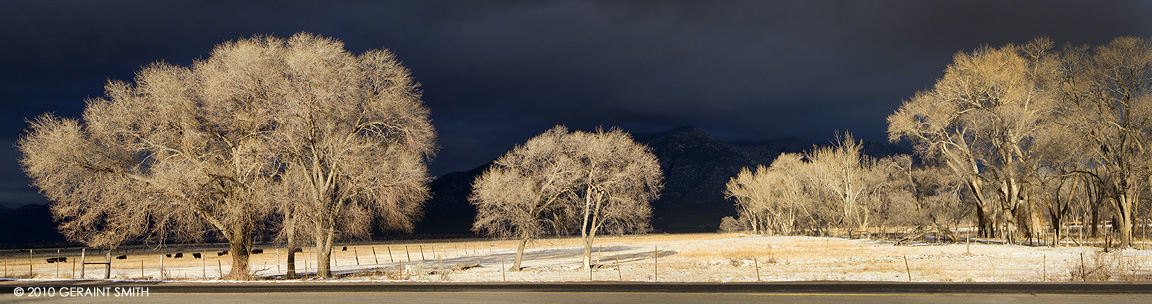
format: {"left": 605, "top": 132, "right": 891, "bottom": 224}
{"left": 582, "top": 237, "right": 594, "bottom": 269}
{"left": 969, "top": 179, "right": 996, "bottom": 238}
{"left": 1001, "top": 178, "right": 1021, "bottom": 244}
{"left": 511, "top": 238, "right": 528, "bottom": 271}
{"left": 1091, "top": 204, "right": 1101, "bottom": 237}
{"left": 579, "top": 185, "right": 600, "bottom": 270}
{"left": 315, "top": 243, "right": 332, "bottom": 278}
{"left": 286, "top": 230, "right": 299, "bottom": 279}
{"left": 225, "top": 235, "right": 252, "bottom": 280}
{"left": 975, "top": 203, "right": 989, "bottom": 238}
{"left": 222, "top": 220, "right": 253, "bottom": 280}
{"left": 1116, "top": 194, "right": 1135, "bottom": 248}
{"left": 315, "top": 226, "right": 336, "bottom": 278}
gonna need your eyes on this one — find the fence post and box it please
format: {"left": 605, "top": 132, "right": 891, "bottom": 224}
{"left": 616, "top": 257, "right": 622, "bottom": 281}
{"left": 388, "top": 246, "right": 394, "bottom": 263}
{"left": 501, "top": 257, "right": 506, "bottom": 282}
{"left": 420, "top": 245, "right": 426, "bottom": 261}
{"left": 79, "top": 248, "right": 85, "bottom": 279}
{"left": 56, "top": 249, "right": 60, "bottom": 278}
{"left": 103, "top": 251, "right": 110, "bottom": 279}
{"left": 372, "top": 247, "right": 379, "bottom": 264}
{"left": 276, "top": 248, "right": 281, "bottom": 274}
{"left": 71, "top": 259, "right": 76, "bottom": 279}
{"left": 28, "top": 249, "right": 33, "bottom": 278}
{"left": 405, "top": 245, "right": 411, "bottom": 262}
{"left": 354, "top": 247, "right": 360, "bottom": 266}
{"left": 1042, "top": 254, "right": 1046, "bottom": 282}
{"left": 218, "top": 260, "right": 223, "bottom": 279}
{"left": 754, "top": 256, "right": 761, "bottom": 282}
{"left": 653, "top": 246, "right": 658, "bottom": 282}
{"left": 140, "top": 260, "right": 144, "bottom": 279}
{"left": 201, "top": 255, "right": 206, "bottom": 280}
{"left": 160, "top": 255, "right": 164, "bottom": 280}
{"left": 903, "top": 255, "right": 912, "bottom": 281}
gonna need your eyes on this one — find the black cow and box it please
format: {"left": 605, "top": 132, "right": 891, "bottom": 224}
{"left": 292, "top": 248, "right": 303, "bottom": 253}
{"left": 165, "top": 254, "right": 172, "bottom": 258}
{"left": 46, "top": 257, "right": 63, "bottom": 263}
{"left": 116, "top": 255, "right": 127, "bottom": 260}
{"left": 217, "top": 250, "right": 228, "bottom": 256}
{"left": 341, "top": 246, "right": 347, "bottom": 251}
{"left": 251, "top": 249, "right": 264, "bottom": 254}
{"left": 174, "top": 253, "right": 184, "bottom": 258}
{"left": 192, "top": 253, "right": 202, "bottom": 259}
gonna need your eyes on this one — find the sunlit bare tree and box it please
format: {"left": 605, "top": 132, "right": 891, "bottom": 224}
{"left": 888, "top": 39, "right": 1056, "bottom": 241}
{"left": 475, "top": 126, "right": 662, "bottom": 270}
{"left": 19, "top": 33, "right": 436, "bottom": 280}
{"left": 725, "top": 153, "right": 809, "bottom": 235}
{"left": 569, "top": 128, "right": 663, "bottom": 269}
{"left": 18, "top": 36, "right": 289, "bottom": 280}
{"left": 1053, "top": 37, "right": 1152, "bottom": 247}
{"left": 471, "top": 126, "right": 579, "bottom": 270}
{"left": 805, "top": 132, "right": 876, "bottom": 232}
{"left": 273, "top": 34, "right": 436, "bottom": 278}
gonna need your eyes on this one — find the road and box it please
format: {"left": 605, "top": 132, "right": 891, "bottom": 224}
{"left": 2, "top": 280, "right": 1150, "bottom": 303}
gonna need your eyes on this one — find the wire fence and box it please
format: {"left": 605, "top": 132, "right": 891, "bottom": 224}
{"left": 0, "top": 230, "right": 1149, "bottom": 282}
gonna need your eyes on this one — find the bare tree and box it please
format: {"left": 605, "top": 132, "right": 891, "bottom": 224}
{"left": 884, "top": 155, "right": 967, "bottom": 240}
{"left": 725, "top": 165, "right": 771, "bottom": 234}
{"left": 725, "top": 153, "right": 809, "bottom": 235}
{"left": 1054, "top": 37, "right": 1152, "bottom": 247}
{"left": 888, "top": 39, "right": 1056, "bottom": 241}
{"left": 18, "top": 36, "right": 288, "bottom": 280}
{"left": 272, "top": 33, "right": 436, "bottom": 278}
{"left": 471, "top": 126, "right": 660, "bottom": 270}
{"left": 471, "top": 126, "right": 579, "bottom": 270}
{"left": 19, "top": 33, "right": 436, "bottom": 280}
{"left": 570, "top": 128, "right": 663, "bottom": 269}
{"left": 806, "top": 132, "right": 876, "bottom": 232}
{"left": 869, "top": 155, "right": 917, "bottom": 235}
{"left": 766, "top": 153, "right": 811, "bottom": 234}
{"left": 718, "top": 216, "right": 742, "bottom": 233}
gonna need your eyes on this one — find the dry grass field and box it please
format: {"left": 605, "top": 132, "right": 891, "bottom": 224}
{"left": 2, "top": 233, "right": 1150, "bottom": 283}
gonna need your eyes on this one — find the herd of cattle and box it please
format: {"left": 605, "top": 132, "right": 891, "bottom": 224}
{"left": 44, "top": 249, "right": 268, "bottom": 263}
{"left": 39, "top": 245, "right": 364, "bottom": 262}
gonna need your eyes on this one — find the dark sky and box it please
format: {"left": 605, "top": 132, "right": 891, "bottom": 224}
{"left": 2, "top": 0, "right": 1151, "bottom": 208}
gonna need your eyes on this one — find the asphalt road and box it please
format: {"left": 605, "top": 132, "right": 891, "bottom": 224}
{"left": 2, "top": 280, "right": 1151, "bottom": 303}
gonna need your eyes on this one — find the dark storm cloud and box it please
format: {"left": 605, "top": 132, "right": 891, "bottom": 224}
{"left": 1, "top": 0, "right": 1151, "bottom": 207}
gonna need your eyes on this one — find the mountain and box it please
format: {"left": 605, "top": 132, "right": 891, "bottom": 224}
{"left": 411, "top": 126, "right": 912, "bottom": 235}
{"left": 639, "top": 127, "right": 789, "bottom": 232}
{"left": 0, "top": 204, "right": 69, "bottom": 248}
{"left": 411, "top": 163, "right": 490, "bottom": 236}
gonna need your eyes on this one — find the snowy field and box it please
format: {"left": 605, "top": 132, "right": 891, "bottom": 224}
{"left": 3, "top": 233, "right": 1151, "bottom": 283}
